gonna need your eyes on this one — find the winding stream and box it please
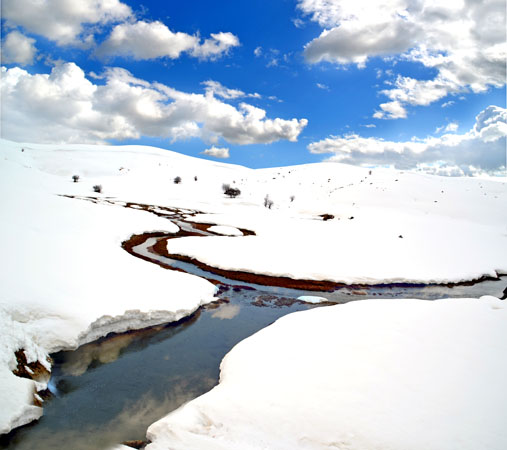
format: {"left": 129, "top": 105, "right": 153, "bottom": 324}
{"left": 2, "top": 199, "right": 505, "bottom": 450}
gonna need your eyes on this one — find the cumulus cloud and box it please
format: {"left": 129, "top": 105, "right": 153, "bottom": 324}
{"left": 96, "top": 22, "right": 239, "bottom": 61}
{"left": 373, "top": 101, "right": 407, "bottom": 119}
{"left": 0, "top": 63, "right": 307, "bottom": 145}
{"left": 2, "top": 0, "right": 131, "bottom": 45}
{"left": 96, "top": 20, "right": 197, "bottom": 60}
{"left": 201, "top": 146, "right": 230, "bottom": 159}
{"left": 298, "top": 0, "right": 506, "bottom": 117}
{"left": 1, "top": 31, "right": 37, "bottom": 65}
{"left": 190, "top": 32, "right": 240, "bottom": 60}
{"left": 307, "top": 105, "right": 506, "bottom": 176}
{"left": 98, "top": 23, "right": 239, "bottom": 61}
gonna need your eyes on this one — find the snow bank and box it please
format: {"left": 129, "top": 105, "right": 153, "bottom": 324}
{"left": 166, "top": 212, "right": 507, "bottom": 284}
{"left": 207, "top": 225, "right": 243, "bottom": 236}
{"left": 146, "top": 297, "right": 507, "bottom": 450}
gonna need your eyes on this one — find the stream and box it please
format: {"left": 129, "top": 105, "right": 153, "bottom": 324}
{"left": 2, "top": 199, "right": 505, "bottom": 450}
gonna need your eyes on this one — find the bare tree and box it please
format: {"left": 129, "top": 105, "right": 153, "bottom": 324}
{"left": 264, "top": 195, "right": 273, "bottom": 209}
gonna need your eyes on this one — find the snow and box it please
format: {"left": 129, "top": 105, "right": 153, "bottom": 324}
{"left": 207, "top": 225, "right": 243, "bottom": 236}
{"left": 1, "top": 137, "right": 506, "bottom": 437}
{"left": 297, "top": 295, "right": 328, "bottom": 303}
{"left": 146, "top": 296, "right": 507, "bottom": 450}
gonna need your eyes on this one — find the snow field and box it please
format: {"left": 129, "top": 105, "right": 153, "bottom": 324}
{"left": 1, "top": 138, "right": 506, "bottom": 438}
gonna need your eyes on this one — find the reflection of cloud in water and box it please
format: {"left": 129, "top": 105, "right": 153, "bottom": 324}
{"left": 211, "top": 304, "right": 241, "bottom": 320}
{"left": 61, "top": 333, "right": 137, "bottom": 376}
{"left": 11, "top": 376, "right": 217, "bottom": 450}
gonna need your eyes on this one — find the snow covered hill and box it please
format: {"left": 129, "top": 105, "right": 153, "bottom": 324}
{"left": 0, "top": 138, "right": 506, "bottom": 439}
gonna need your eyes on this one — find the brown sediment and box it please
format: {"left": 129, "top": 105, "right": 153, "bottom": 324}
{"left": 12, "top": 349, "right": 52, "bottom": 407}
{"left": 164, "top": 250, "right": 343, "bottom": 291}
{"left": 13, "top": 349, "right": 51, "bottom": 381}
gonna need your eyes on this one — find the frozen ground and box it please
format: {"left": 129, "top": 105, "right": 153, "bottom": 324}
{"left": 146, "top": 297, "right": 507, "bottom": 450}
{"left": 1, "top": 138, "right": 506, "bottom": 439}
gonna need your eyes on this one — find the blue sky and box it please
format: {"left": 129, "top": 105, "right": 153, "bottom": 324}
{"left": 1, "top": 0, "right": 506, "bottom": 175}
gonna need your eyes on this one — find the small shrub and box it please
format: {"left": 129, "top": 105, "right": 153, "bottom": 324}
{"left": 72, "top": 175, "right": 80, "bottom": 183}
{"left": 93, "top": 184, "right": 102, "bottom": 193}
{"left": 222, "top": 183, "right": 231, "bottom": 193}
{"left": 225, "top": 187, "right": 241, "bottom": 198}
{"left": 290, "top": 195, "right": 295, "bottom": 202}
{"left": 264, "top": 195, "right": 273, "bottom": 209}
{"left": 174, "top": 176, "right": 182, "bottom": 184}
{"left": 194, "top": 176, "right": 198, "bottom": 181}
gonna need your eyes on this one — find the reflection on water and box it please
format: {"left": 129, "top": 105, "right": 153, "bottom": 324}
{"left": 61, "top": 333, "right": 137, "bottom": 377}
{"left": 211, "top": 303, "right": 241, "bottom": 320}
{"left": 4, "top": 382, "right": 215, "bottom": 450}
{"left": 2, "top": 277, "right": 505, "bottom": 450}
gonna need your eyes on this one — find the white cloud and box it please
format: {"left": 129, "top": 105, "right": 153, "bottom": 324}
{"left": 363, "top": 124, "right": 376, "bottom": 128}
{"left": 373, "top": 100, "right": 407, "bottom": 119}
{"left": 190, "top": 32, "right": 240, "bottom": 60}
{"left": 96, "top": 22, "right": 239, "bottom": 61}
{"left": 292, "top": 18, "right": 305, "bottom": 28}
{"left": 308, "top": 105, "right": 506, "bottom": 175}
{"left": 0, "top": 63, "right": 308, "bottom": 145}
{"left": 441, "top": 100, "right": 455, "bottom": 108}
{"left": 202, "top": 146, "right": 230, "bottom": 159}
{"left": 96, "top": 20, "right": 198, "bottom": 60}
{"left": 435, "top": 122, "right": 458, "bottom": 134}
{"left": 298, "top": 0, "right": 506, "bottom": 116}
{"left": 254, "top": 46, "right": 262, "bottom": 57}
{"left": 316, "top": 83, "right": 329, "bottom": 90}
{"left": 202, "top": 81, "right": 260, "bottom": 100}
{"left": 1, "top": 31, "right": 37, "bottom": 65}
{"left": 2, "top": 0, "right": 131, "bottom": 45}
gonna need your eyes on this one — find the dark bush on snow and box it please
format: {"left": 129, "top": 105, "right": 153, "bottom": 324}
{"left": 72, "top": 175, "right": 80, "bottom": 183}
{"left": 93, "top": 184, "right": 102, "bottom": 193}
{"left": 174, "top": 176, "right": 182, "bottom": 184}
{"left": 225, "top": 187, "right": 241, "bottom": 198}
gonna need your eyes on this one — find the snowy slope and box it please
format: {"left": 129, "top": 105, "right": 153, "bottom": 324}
{"left": 146, "top": 297, "right": 507, "bottom": 450}
{"left": 165, "top": 165, "right": 507, "bottom": 284}
{"left": 1, "top": 138, "right": 506, "bottom": 436}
